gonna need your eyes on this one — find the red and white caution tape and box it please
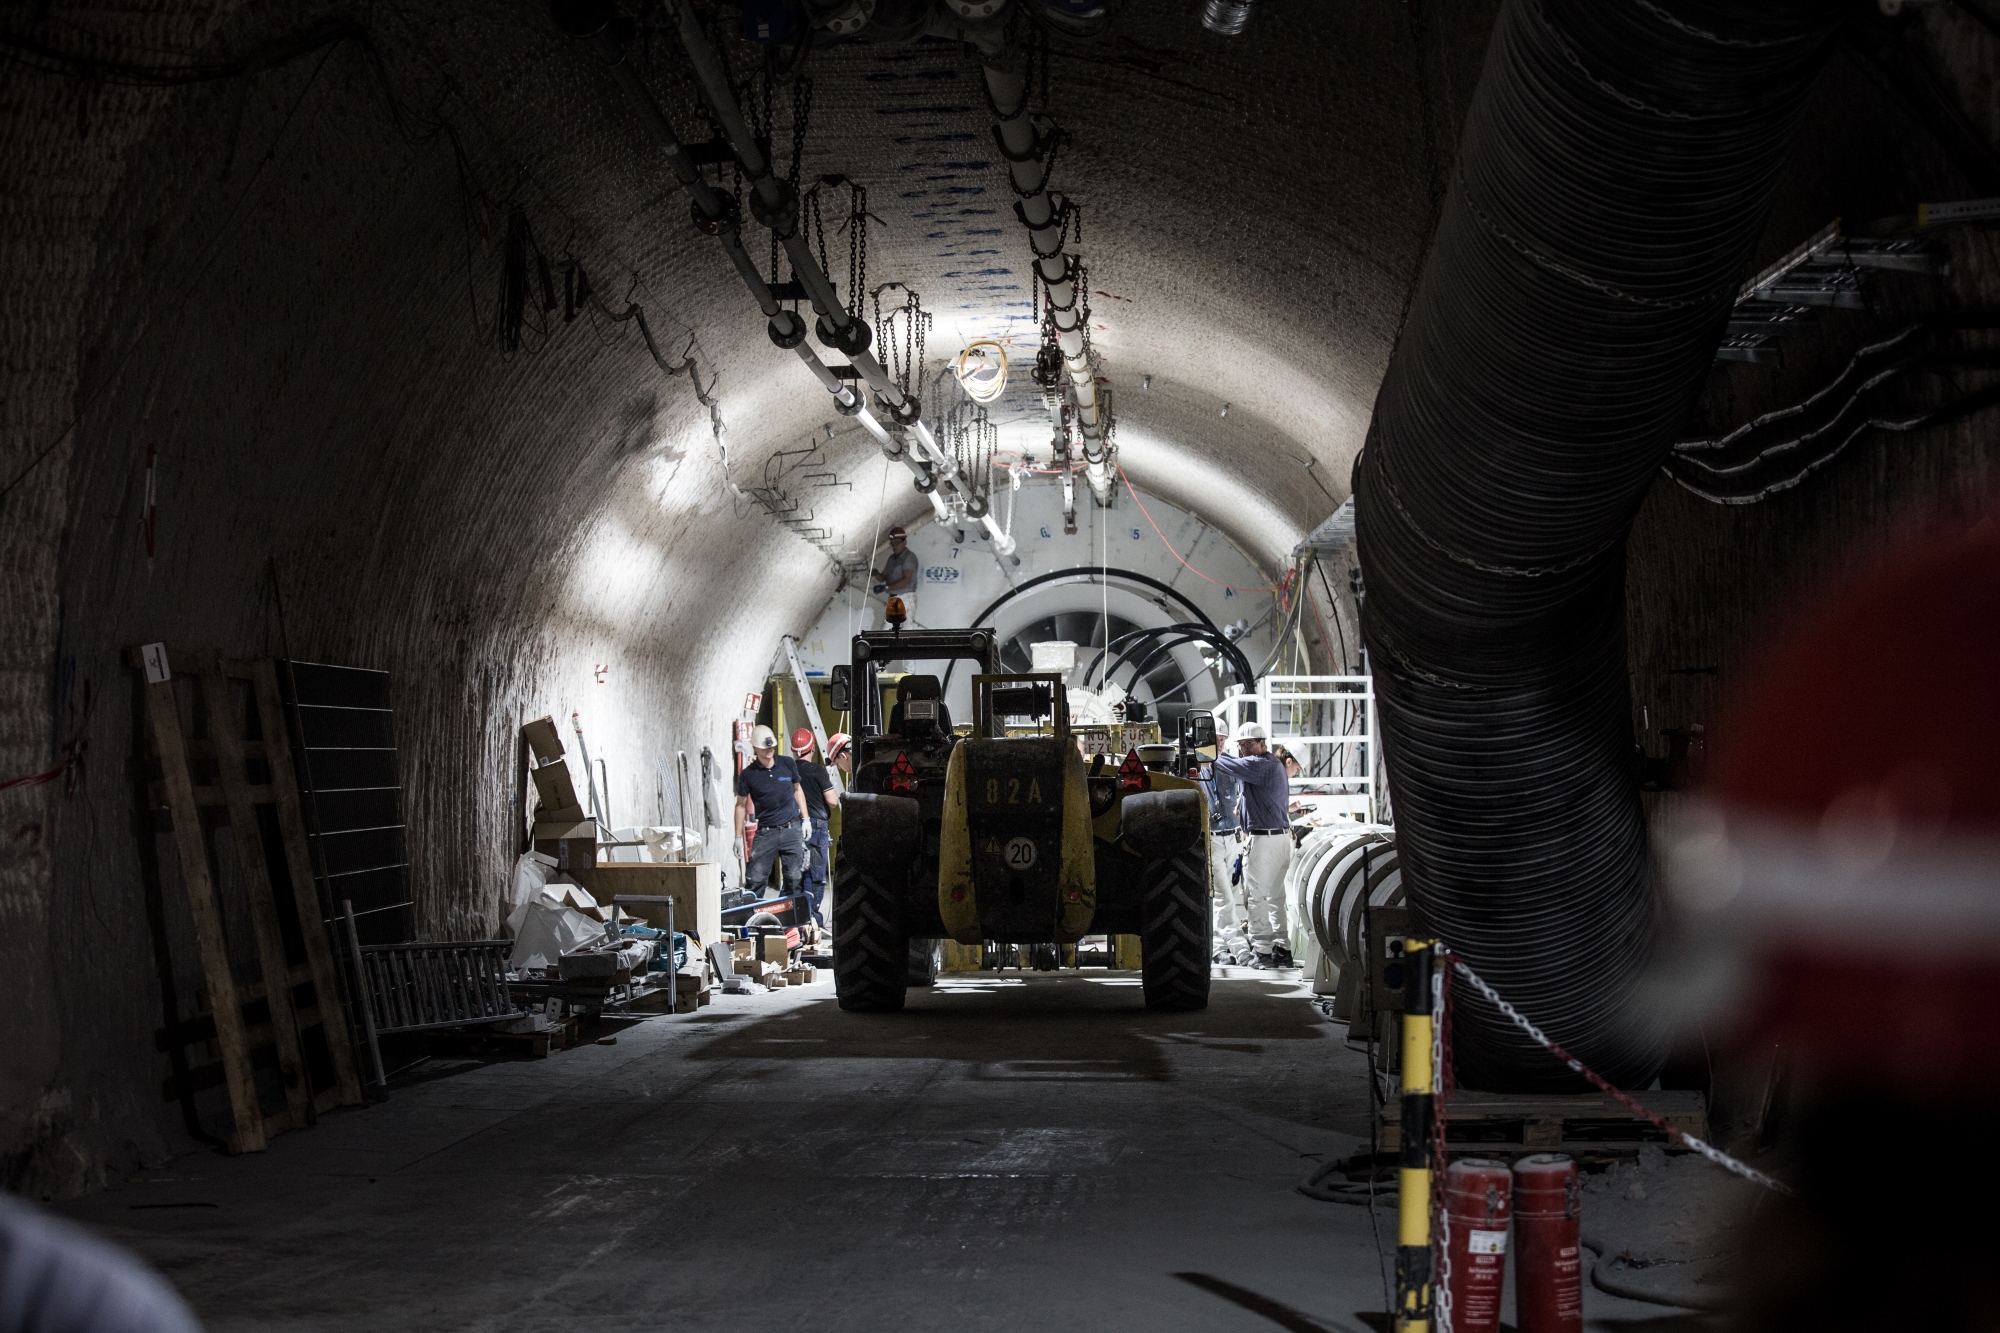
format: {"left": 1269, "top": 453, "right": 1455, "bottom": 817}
{"left": 1448, "top": 955, "right": 1792, "bottom": 1196}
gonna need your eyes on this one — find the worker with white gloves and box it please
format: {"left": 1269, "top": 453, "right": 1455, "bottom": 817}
{"left": 870, "top": 525, "right": 919, "bottom": 629}
{"left": 1200, "top": 732, "right": 1253, "bottom": 966}
{"left": 1208, "top": 722, "right": 1295, "bottom": 969}
{"left": 734, "top": 725, "right": 811, "bottom": 900}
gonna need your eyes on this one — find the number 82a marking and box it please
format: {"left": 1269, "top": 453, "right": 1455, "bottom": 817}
{"left": 984, "top": 776, "right": 1044, "bottom": 804}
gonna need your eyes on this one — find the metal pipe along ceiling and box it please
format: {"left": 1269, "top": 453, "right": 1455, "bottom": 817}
{"left": 665, "top": 1, "right": 1017, "bottom": 557}
{"left": 1353, "top": 0, "right": 1839, "bottom": 1091}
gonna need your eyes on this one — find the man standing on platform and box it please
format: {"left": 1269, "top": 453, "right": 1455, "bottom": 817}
{"left": 790, "top": 728, "right": 839, "bottom": 927}
{"left": 1209, "top": 722, "right": 1295, "bottom": 969}
{"left": 871, "top": 526, "right": 919, "bottom": 629}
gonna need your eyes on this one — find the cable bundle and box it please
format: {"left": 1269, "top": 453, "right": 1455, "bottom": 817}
{"left": 1356, "top": 0, "right": 1840, "bottom": 1090}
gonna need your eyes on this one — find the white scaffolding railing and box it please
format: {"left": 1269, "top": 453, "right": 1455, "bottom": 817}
{"left": 1214, "top": 675, "right": 1380, "bottom": 826}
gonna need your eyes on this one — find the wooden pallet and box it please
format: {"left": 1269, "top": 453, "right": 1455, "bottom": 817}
{"left": 137, "top": 645, "right": 365, "bottom": 1152}
{"left": 1379, "top": 1089, "right": 1708, "bottom": 1156}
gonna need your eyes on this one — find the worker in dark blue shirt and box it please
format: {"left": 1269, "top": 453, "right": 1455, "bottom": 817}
{"left": 1209, "top": 722, "right": 1295, "bottom": 969}
{"left": 1201, "top": 739, "right": 1252, "bottom": 965}
{"left": 790, "top": 728, "right": 839, "bottom": 926}
{"left": 734, "top": 725, "right": 810, "bottom": 899}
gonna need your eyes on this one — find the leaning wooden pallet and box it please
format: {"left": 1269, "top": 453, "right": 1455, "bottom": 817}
{"left": 134, "top": 644, "right": 365, "bottom": 1152}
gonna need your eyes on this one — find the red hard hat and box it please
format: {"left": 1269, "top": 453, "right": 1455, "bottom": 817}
{"left": 790, "top": 727, "right": 816, "bottom": 755}
{"left": 1665, "top": 503, "right": 2000, "bottom": 1093}
{"left": 826, "top": 732, "right": 851, "bottom": 761}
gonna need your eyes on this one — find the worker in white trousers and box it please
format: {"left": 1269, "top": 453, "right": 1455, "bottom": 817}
{"left": 1201, "top": 736, "right": 1253, "bottom": 965}
{"left": 1208, "top": 722, "right": 1295, "bottom": 969}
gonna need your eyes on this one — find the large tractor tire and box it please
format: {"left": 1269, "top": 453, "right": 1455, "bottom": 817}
{"left": 1139, "top": 846, "right": 1212, "bottom": 1011}
{"left": 907, "top": 939, "right": 941, "bottom": 987}
{"left": 833, "top": 794, "right": 919, "bottom": 1012}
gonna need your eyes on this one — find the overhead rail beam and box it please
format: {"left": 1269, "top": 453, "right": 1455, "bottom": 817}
{"left": 663, "top": 1, "right": 1018, "bottom": 559}
{"left": 966, "top": 16, "right": 1114, "bottom": 508}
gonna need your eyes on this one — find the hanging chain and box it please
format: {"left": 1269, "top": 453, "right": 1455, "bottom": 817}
{"left": 777, "top": 73, "right": 814, "bottom": 284}
{"left": 870, "top": 285, "right": 929, "bottom": 400}
{"left": 848, "top": 181, "right": 869, "bottom": 322}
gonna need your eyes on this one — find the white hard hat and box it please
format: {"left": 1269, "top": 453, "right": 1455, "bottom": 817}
{"left": 749, "top": 724, "right": 779, "bottom": 749}
{"left": 1236, "top": 722, "right": 1268, "bottom": 741}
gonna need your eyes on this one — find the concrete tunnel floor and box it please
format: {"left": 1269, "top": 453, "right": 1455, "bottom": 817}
{"left": 59, "top": 972, "right": 1705, "bottom": 1332}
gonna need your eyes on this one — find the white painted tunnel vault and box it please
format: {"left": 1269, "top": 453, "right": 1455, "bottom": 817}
{"left": 16, "top": 0, "right": 1989, "bottom": 1192}
{"left": 4, "top": 1, "right": 1476, "bottom": 1188}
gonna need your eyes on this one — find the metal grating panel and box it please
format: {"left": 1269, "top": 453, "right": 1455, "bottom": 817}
{"left": 356, "top": 940, "right": 518, "bottom": 1034}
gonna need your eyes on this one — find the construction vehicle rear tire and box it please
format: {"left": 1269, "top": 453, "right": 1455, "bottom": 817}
{"left": 833, "top": 794, "right": 917, "bottom": 1012}
{"left": 907, "top": 939, "right": 940, "bottom": 987}
{"left": 1140, "top": 848, "right": 1211, "bottom": 1011}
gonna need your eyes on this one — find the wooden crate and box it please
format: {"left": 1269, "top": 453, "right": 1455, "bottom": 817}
{"left": 1379, "top": 1089, "right": 1708, "bottom": 1156}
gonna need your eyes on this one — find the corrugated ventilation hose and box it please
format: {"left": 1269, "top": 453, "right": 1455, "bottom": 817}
{"left": 1355, "top": 0, "right": 1839, "bottom": 1090}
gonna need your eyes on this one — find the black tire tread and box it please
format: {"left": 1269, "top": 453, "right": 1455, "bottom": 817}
{"left": 1140, "top": 848, "right": 1211, "bottom": 1011}
{"left": 834, "top": 861, "right": 909, "bottom": 1011}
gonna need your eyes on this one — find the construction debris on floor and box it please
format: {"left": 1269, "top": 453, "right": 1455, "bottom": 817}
{"left": 480, "top": 715, "right": 823, "bottom": 1059}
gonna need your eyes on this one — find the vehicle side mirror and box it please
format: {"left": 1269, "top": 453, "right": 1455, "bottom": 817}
{"left": 1182, "top": 712, "right": 1217, "bottom": 750}
{"left": 829, "top": 665, "right": 852, "bottom": 713}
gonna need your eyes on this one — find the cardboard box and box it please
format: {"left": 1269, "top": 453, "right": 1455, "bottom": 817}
{"left": 588, "top": 862, "right": 722, "bottom": 948}
{"left": 761, "top": 934, "right": 789, "bottom": 966}
{"left": 533, "top": 820, "right": 600, "bottom": 886}
{"left": 531, "top": 762, "right": 586, "bottom": 823}
{"left": 522, "top": 716, "right": 566, "bottom": 765}
{"left": 784, "top": 966, "right": 816, "bottom": 986}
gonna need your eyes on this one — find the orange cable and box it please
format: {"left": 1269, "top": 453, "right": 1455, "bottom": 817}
{"left": 1115, "top": 463, "right": 1286, "bottom": 595}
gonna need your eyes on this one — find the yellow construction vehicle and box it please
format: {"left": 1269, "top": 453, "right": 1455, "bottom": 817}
{"left": 829, "top": 628, "right": 1214, "bottom": 1012}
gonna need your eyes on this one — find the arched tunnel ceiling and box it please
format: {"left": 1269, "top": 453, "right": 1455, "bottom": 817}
{"left": 0, "top": 0, "right": 1493, "bottom": 1186}
{"left": 424, "top": 0, "right": 1496, "bottom": 575}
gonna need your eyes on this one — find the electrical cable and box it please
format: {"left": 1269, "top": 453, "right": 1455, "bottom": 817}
{"left": 1662, "top": 317, "right": 2000, "bottom": 503}
{"left": 1117, "top": 463, "right": 1284, "bottom": 594}
{"left": 1314, "top": 557, "right": 1352, "bottom": 674}
{"left": 1353, "top": 0, "right": 1839, "bottom": 1092}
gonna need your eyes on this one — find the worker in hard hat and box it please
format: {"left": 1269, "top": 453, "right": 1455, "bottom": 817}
{"left": 733, "top": 724, "right": 810, "bottom": 901}
{"left": 791, "top": 728, "right": 839, "bottom": 926}
{"left": 1210, "top": 722, "right": 1295, "bottom": 969}
{"left": 1201, "top": 724, "right": 1254, "bottom": 966}
{"left": 871, "top": 525, "right": 919, "bottom": 630}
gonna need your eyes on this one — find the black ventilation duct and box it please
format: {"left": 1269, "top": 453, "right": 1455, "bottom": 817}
{"left": 1355, "top": 0, "right": 1839, "bottom": 1090}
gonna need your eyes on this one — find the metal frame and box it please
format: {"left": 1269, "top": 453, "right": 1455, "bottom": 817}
{"left": 971, "top": 672, "right": 1073, "bottom": 740}
{"left": 1216, "top": 675, "right": 1379, "bottom": 824}
{"left": 851, "top": 628, "right": 999, "bottom": 736}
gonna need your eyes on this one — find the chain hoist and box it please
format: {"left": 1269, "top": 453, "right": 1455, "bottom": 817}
{"left": 870, "top": 283, "right": 930, "bottom": 408}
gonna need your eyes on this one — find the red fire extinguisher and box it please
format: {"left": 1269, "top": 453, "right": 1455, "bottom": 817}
{"left": 1441, "top": 1158, "right": 1512, "bottom": 1333}
{"left": 1514, "top": 1152, "right": 1583, "bottom": 1333}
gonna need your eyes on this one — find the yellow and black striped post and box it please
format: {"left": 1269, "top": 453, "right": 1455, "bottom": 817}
{"left": 1394, "top": 938, "right": 1436, "bottom": 1333}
